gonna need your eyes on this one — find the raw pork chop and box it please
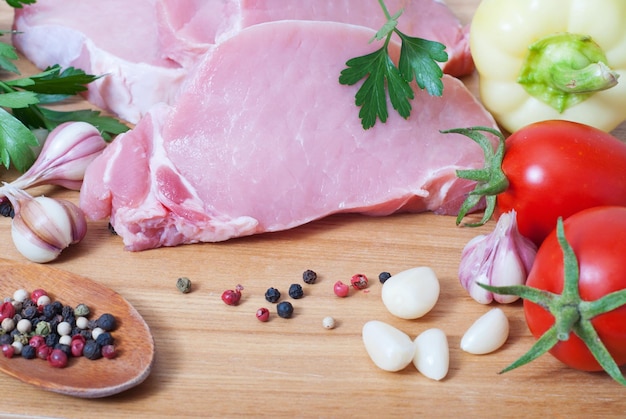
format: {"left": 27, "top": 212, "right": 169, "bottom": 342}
{"left": 12, "top": 0, "right": 472, "bottom": 124}
{"left": 80, "top": 21, "right": 496, "bottom": 251}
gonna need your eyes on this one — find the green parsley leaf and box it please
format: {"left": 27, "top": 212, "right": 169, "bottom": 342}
{"left": 339, "top": 46, "right": 414, "bottom": 130}
{"left": 396, "top": 32, "right": 447, "bottom": 97}
{"left": 0, "top": 107, "right": 38, "bottom": 171}
{"left": 36, "top": 107, "right": 130, "bottom": 140}
{"left": 338, "top": 1, "right": 449, "bottom": 130}
{"left": 5, "top": 0, "right": 37, "bottom": 8}
{"left": 0, "top": 91, "right": 39, "bottom": 108}
{"left": 6, "top": 65, "right": 98, "bottom": 95}
{"left": 0, "top": 41, "right": 19, "bottom": 74}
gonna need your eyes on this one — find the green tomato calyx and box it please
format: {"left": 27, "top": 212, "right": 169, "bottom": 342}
{"left": 479, "top": 218, "right": 626, "bottom": 386}
{"left": 440, "top": 126, "right": 508, "bottom": 227}
{"left": 518, "top": 33, "right": 619, "bottom": 113}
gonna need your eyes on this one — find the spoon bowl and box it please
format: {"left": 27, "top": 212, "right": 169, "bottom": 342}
{"left": 0, "top": 258, "right": 154, "bottom": 398}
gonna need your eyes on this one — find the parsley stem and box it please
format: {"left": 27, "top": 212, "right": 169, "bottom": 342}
{"left": 378, "top": 0, "right": 392, "bottom": 20}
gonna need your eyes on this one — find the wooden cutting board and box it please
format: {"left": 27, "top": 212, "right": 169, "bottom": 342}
{"left": 0, "top": 1, "right": 625, "bottom": 417}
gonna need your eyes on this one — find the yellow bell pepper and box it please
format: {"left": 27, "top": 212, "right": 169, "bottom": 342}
{"left": 470, "top": 0, "right": 626, "bottom": 133}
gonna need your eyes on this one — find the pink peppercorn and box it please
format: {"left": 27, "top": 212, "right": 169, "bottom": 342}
{"left": 221, "top": 284, "right": 244, "bottom": 306}
{"left": 256, "top": 307, "right": 270, "bottom": 322}
{"left": 333, "top": 281, "right": 350, "bottom": 298}
{"left": 29, "top": 335, "right": 46, "bottom": 349}
{"left": 30, "top": 288, "right": 47, "bottom": 304}
{"left": 0, "top": 301, "right": 15, "bottom": 322}
{"left": 1, "top": 344, "right": 14, "bottom": 358}
{"left": 36, "top": 345, "right": 52, "bottom": 360}
{"left": 48, "top": 348, "right": 68, "bottom": 368}
{"left": 101, "top": 344, "right": 117, "bottom": 359}
{"left": 350, "top": 274, "right": 368, "bottom": 290}
{"left": 71, "top": 335, "right": 86, "bottom": 357}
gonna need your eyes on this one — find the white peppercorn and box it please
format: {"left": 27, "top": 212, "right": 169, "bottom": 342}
{"left": 322, "top": 316, "right": 336, "bottom": 329}
{"left": 17, "top": 318, "right": 32, "bottom": 334}
{"left": 57, "top": 321, "right": 72, "bottom": 336}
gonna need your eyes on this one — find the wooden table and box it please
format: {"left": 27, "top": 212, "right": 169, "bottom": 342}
{"left": 0, "top": 1, "right": 625, "bottom": 418}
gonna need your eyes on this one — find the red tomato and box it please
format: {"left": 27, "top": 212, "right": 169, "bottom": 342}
{"left": 524, "top": 206, "right": 626, "bottom": 371}
{"left": 493, "top": 120, "right": 626, "bottom": 245}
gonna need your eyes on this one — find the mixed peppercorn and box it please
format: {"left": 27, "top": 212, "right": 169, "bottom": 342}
{"left": 217, "top": 270, "right": 391, "bottom": 324}
{"left": 0, "top": 288, "right": 118, "bottom": 368}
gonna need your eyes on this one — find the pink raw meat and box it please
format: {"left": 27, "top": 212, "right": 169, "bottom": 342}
{"left": 12, "top": 0, "right": 472, "bottom": 124}
{"left": 80, "top": 21, "right": 495, "bottom": 251}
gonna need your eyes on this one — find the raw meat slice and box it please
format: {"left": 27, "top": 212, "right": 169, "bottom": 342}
{"left": 12, "top": 0, "right": 472, "bottom": 124}
{"left": 80, "top": 20, "right": 496, "bottom": 251}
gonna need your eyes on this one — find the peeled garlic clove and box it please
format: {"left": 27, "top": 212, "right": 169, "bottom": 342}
{"left": 381, "top": 267, "right": 440, "bottom": 319}
{"left": 458, "top": 210, "right": 537, "bottom": 304}
{"left": 362, "top": 320, "right": 415, "bottom": 372}
{"left": 461, "top": 308, "right": 509, "bottom": 355}
{"left": 413, "top": 328, "right": 449, "bottom": 381}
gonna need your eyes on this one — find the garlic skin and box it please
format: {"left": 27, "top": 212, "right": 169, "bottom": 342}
{"left": 4, "top": 121, "right": 106, "bottom": 193}
{"left": 459, "top": 210, "right": 537, "bottom": 304}
{"left": 4, "top": 186, "right": 87, "bottom": 263}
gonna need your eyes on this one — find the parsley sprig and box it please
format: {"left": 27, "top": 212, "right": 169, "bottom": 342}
{"left": 0, "top": 30, "right": 128, "bottom": 172}
{"left": 339, "top": 0, "right": 448, "bottom": 130}
{"left": 5, "top": 0, "right": 36, "bottom": 8}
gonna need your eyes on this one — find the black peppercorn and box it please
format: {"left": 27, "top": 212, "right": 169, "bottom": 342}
{"left": 302, "top": 269, "right": 317, "bottom": 284}
{"left": 21, "top": 344, "right": 36, "bottom": 359}
{"left": 83, "top": 340, "right": 102, "bottom": 360}
{"left": 0, "top": 199, "right": 14, "bottom": 218}
{"left": 45, "top": 333, "right": 60, "bottom": 348}
{"left": 96, "top": 332, "right": 114, "bottom": 347}
{"left": 61, "top": 305, "right": 74, "bottom": 319}
{"left": 379, "top": 271, "right": 392, "bottom": 284}
{"left": 21, "top": 305, "right": 37, "bottom": 320}
{"left": 264, "top": 287, "right": 281, "bottom": 303}
{"left": 0, "top": 334, "right": 11, "bottom": 345}
{"left": 42, "top": 304, "right": 57, "bottom": 320}
{"left": 95, "top": 313, "right": 116, "bottom": 331}
{"left": 276, "top": 301, "right": 294, "bottom": 319}
{"left": 288, "top": 284, "right": 304, "bottom": 299}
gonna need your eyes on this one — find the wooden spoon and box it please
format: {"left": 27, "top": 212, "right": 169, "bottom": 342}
{"left": 0, "top": 258, "right": 154, "bottom": 398}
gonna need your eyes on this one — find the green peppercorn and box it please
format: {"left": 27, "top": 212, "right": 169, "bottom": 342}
{"left": 74, "top": 303, "right": 90, "bottom": 317}
{"left": 35, "top": 321, "right": 51, "bottom": 336}
{"left": 276, "top": 301, "right": 294, "bottom": 319}
{"left": 265, "top": 287, "right": 281, "bottom": 303}
{"left": 176, "top": 277, "right": 192, "bottom": 293}
{"left": 302, "top": 269, "right": 317, "bottom": 284}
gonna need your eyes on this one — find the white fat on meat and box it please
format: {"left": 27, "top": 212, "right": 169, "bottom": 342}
{"left": 12, "top": 0, "right": 472, "bottom": 124}
{"left": 79, "top": 20, "right": 496, "bottom": 251}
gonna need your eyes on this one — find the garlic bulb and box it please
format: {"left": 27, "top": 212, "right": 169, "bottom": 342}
{"left": 458, "top": 210, "right": 537, "bottom": 304}
{"left": 3, "top": 185, "right": 87, "bottom": 263}
{"left": 1, "top": 121, "right": 106, "bottom": 194}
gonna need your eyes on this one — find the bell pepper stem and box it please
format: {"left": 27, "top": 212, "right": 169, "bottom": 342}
{"left": 518, "top": 33, "right": 618, "bottom": 112}
{"left": 551, "top": 61, "right": 618, "bottom": 94}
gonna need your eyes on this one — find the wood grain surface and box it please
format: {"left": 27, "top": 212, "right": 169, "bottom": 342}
{"left": 0, "top": 1, "right": 625, "bottom": 418}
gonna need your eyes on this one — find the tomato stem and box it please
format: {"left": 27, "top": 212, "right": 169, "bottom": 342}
{"left": 478, "top": 218, "right": 626, "bottom": 386}
{"left": 440, "top": 127, "right": 509, "bottom": 226}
